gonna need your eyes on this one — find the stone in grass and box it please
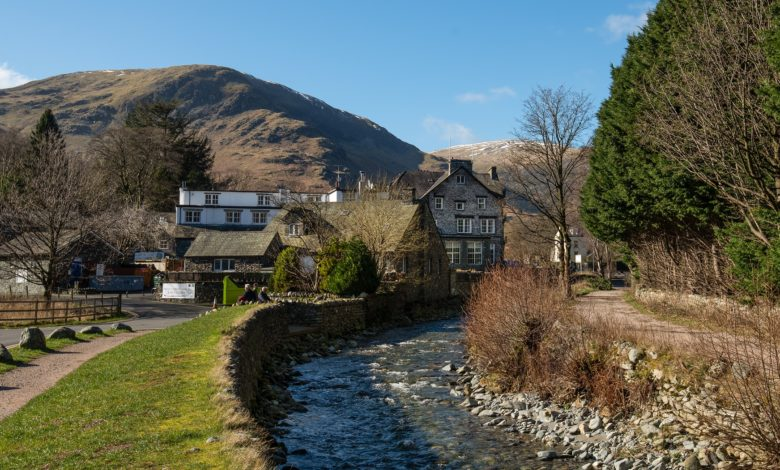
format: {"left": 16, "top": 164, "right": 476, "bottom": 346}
{"left": 19, "top": 327, "right": 46, "bottom": 350}
{"left": 48, "top": 327, "right": 76, "bottom": 340}
{"left": 111, "top": 323, "right": 133, "bottom": 332}
{"left": 0, "top": 344, "right": 12, "bottom": 363}
{"left": 80, "top": 326, "right": 103, "bottom": 335}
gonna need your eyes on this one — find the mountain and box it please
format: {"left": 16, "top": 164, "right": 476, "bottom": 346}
{"left": 425, "top": 140, "right": 519, "bottom": 177}
{"left": 0, "top": 65, "right": 425, "bottom": 190}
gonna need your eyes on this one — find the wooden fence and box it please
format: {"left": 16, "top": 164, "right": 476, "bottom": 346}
{"left": 0, "top": 294, "right": 122, "bottom": 325}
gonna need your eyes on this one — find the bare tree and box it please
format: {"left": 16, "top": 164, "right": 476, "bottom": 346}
{"left": 641, "top": 0, "right": 778, "bottom": 246}
{"left": 506, "top": 86, "right": 593, "bottom": 297}
{"left": 0, "top": 130, "right": 105, "bottom": 300}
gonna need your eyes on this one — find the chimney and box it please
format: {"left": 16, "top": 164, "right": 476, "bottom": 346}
{"left": 448, "top": 158, "right": 473, "bottom": 175}
{"left": 489, "top": 166, "right": 498, "bottom": 181}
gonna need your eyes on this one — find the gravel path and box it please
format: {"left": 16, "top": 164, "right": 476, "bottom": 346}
{"left": 0, "top": 331, "right": 148, "bottom": 421}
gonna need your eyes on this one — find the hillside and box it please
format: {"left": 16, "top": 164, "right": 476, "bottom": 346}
{"left": 0, "top": 65, "right": 425, "bottom": 190}
{"left": 425, "top": 140, "right": 521, "bottom": 178}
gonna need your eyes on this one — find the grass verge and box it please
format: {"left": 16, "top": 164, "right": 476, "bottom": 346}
{"left": 0, "top": 331, "right": 120, "bottom": 374}
{"left": 0, "top": 305, "right": 253, "bottom": 469}
{"left": 623, "top": 291, "right": 706, "bottom": 331}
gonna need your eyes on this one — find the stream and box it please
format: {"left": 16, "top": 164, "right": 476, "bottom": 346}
{"left": 277, "top": 319, "right": 576, "bottom": 469}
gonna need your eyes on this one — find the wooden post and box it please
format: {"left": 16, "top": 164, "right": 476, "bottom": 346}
{"left": 33, "top": 299, "right": 38, "bottom": 325}
{"left": 116, "top": 293, "right": 122, "bottom": 317}
{"left": 25, "top": 285, "right": 29, "bottom": 298}
{"left": 64, "top": 300, "right": 69, "bottom": 323}
{"left": 93, "top": 299, "right": 97, "bottom": 321}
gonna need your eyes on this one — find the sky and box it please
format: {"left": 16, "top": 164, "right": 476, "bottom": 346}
{"left": 0, "top": 1, "right": 655, "bottom": 152}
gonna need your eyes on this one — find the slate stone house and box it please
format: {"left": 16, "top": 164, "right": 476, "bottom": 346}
{"left": 263, "top": 200, "right": 450, "bottom": 300}
{"left": 183, "top": 231, "right": 283, "bottom": 273}
{"left": 391, "top": 159, "right": 505, "bottom": 271}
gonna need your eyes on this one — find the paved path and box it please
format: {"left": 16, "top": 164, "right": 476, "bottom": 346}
{"left": 0, "top": 331, "right": 148, "bottom": 420}
{"left": 0, "top": 295, "right": 209, "bottom": 346}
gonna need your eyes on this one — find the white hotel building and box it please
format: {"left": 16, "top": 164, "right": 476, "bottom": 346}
{"left": 175, "top": 186, "right": 346, "bottom": 229}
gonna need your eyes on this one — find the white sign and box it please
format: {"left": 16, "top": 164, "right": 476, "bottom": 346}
{"left": 96, "top": 264, "right": 105, "bottom": 277}
{"left": 162, "top": 282, "right": 196, "bottom": 299}
{"left": 574, "top": 254, "right": 582, "bottom": 264}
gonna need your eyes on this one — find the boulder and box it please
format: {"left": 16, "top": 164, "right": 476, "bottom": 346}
{"left": 80, "top": 326, "right": 103, "bottom": 335}
{"left": 19, "top": 327, "right": 46, "bottom": 350}
{"left": 111, "top": 323, "right": 133, "bottom": 332}
{"left": 48, "top": 327, "right": 76, "bottom": 340}
{"left": 537, "top": 450, "right": 557, "bottom": 461}
{"left": 0, "top": 344, "right": 12, "bottom": 363}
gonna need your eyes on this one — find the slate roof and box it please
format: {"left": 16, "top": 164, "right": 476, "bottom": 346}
{"left": 184, "top": 231, "right": 280, "bottom": 258}
{"left": 0, "top": 230, "right": 121, "bottom": 258}
{"left": 393, "top": 168, "right": 504, "bottom": 199}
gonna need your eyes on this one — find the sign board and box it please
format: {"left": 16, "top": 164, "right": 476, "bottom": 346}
{"left": 162, "top": 282, "right": 196, "bottom": 299}
{"left": 96, "top": 263, "right": 105, "bottom": 277}
{"left": 574, "top": 254, "right": 582, "bottom": 264}
{"left": 135, "top": 251, "right": 166, "bottom": 262}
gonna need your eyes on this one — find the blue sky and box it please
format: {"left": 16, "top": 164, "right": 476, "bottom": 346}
{"left": 1, "top": 1, "right": 654, "bottom": 152}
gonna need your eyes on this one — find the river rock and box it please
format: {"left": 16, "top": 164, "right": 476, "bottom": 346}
{"left": 684, "top": 454, "right": 702, "bottom": 470}
{"left": 614, "top": 458, "right": 632, "bottom": 470}
{"left": 537, "top": 450, "right": 557, "bottom": 461}
{"left": 628, "top": 348, "right": 642, "bottom": 364}
{"left": 19, "top": 327, "right": 46, "bottom": 349}
{"left": 48, "top": 326, "right": 76, "bottom": 340}
{"left": 0, "top": 344, "right": 12, "bottom": 363}
{"left": 588, "top": 416, "right": 602, "bottom": 431}
{"left": 80, "top": 326, "right": 103, "bottom": 335}
{"left": 111, "top": 323, "right": 133, "bottom": 332}
{"left": 641, "top": 423, "right": 661, "bottom": 437}
{"left": 731, "top": 362, "right": 751, "bottom": 380}
{"left": 399, "top": 439, "right": 416, "bottom": 450}
{"left": 441, "top": 363, "right": 456, "bottom": 372}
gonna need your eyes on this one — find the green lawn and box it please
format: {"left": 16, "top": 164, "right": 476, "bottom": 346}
{"left": 0, "top": 331, "right": 120, "bottom": 374}
{"left": 0, "top": 305, "right": 253, "bottom": 469}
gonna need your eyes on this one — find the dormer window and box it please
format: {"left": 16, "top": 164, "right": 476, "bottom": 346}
{"left": 456, "top": 175, "right": 466, "bottom": 184}
{"left": 257, "top": 194, "right": 272, "bottom": 206}
{"left": 205, "top": 193, "right": 220, "bottom": 205}
{"left": 288, "top": 223, "right": 302, "bottom": 236}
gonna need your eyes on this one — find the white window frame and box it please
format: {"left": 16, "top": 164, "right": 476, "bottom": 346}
{"left": 225, "top": 210, "right": 242, "bottom": 224}
{"left": 456, "top": 218, "right": 472, "bottom": 234}
{"left": 434, "top": 197, "right": 443, "bottom": 210}
{"left": 257, "top": 194, "right": 272, "bottom": 206}
{"left": 477, "top": 197, "right": 486, "bottom": 209}
{"left": 445, "top": 240, "right": 460, "bottom": 265}
{"left": 480, "top": 218, "right": 496, "bottom": 234}
{"left": 184, "top": 210, "right": 201, "bottom": 223}
{"left": 305, "top": 194, "right": 321, "bottom": 203}
{"left": 158, "top": 238, "right": 171, "bottom": 251}
{"left": 252, "top": 211, "right": 268, "bottom": 225}
{"left": 213, "top": 259, "right": 235, "bottom": 272}
{"left": 467, "top": 241, "right": 483, "bottom": 265}
{"left": 455, "top": 201, "right": 465, "bottom": 211}
{"left": 288, "top": 223, "right": 301, "bottom": 236}
{"left": 490, "top": 243, "right": 497, "bottom": 263}
{"left": 205, "top": 193, "right": 220, "bottom": 206}
{"left": 456, "top": 174, "right": 466, "bottom": 184}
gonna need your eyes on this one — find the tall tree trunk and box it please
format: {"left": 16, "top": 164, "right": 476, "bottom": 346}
{"left": 561, "top": 232, "right": 572, "bottom": 298}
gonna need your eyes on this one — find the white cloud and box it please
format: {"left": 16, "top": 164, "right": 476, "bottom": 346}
{"left": 423, "top": 116, "right": 475, "bottom": 145}
{"left": 0, "top": 63, "right": 31, "bottom": 89}
{"left": 456, "top": 86, "right": 516, "bottom": 104}
{"left": 593, "top": 2, "right": 654, "bottom": 42}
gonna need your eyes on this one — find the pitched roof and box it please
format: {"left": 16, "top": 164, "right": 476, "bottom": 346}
{"left": 0, "top": 230, "right": 121, "bottom": 258}
{"left": 393, "top": 168, "right": 504, "bottom": 199}
{"left": 184, "top": 231, "right": 280, "bottom": 258}
{"left": 264, "top": 201, "right": 421, "bottom": 252}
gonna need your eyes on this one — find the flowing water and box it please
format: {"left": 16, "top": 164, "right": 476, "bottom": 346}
{"left": 278, "top": 319, "right": 576, "bottom": 469}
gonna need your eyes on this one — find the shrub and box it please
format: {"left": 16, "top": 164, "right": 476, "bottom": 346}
{"left": 271, "top": 247, "right": 301, "bottom": 292}
{"left": 318, "top": 238, "right": 379, "bottom": 296}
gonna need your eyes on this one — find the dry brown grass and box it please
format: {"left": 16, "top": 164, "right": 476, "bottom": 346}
{"left": 464, "top": 266, "right": 656, "bottom": 413}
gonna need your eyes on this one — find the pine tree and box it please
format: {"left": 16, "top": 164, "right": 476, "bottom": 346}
{"left": 29, "top": 108, "right": 65, "bottom": 157}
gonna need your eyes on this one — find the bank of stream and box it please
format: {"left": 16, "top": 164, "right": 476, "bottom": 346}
{"left": 276, "top": 318, "right": 575, "bottom": 469}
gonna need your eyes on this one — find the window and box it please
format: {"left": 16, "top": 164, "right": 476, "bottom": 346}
{"left": 477, "top": 197, "right": 486, "bottom": 209}
{"left": 158, "top": 238, "right": 171, "bottom": 251}
{"left": 205, "top": 193, "right": 220, "bottom": 206}
{"left": 455, "top": 201, "right": 465, "bottom": 211}
{"left": 445, "top": 240, "right": 461, "bottom": 264}
{"left": 257, "top": 194, "right": 273, "bottom": 206}
{"left": 490, "top": 243, "right": 497, "bottom": 263}
{"left": 225, "top": 210, "right": 242, "bottom": 224}
{"left": 288, "top": 223, "right": 301, "bottom": 236}
{"left": 456, "top": 218, "right": 472, "bottom": 234}
{"left": 434, "top": 197, "right": 443, "bottom": 210}
{"left": 305, "top": 194, "right": 321, "bottom": 203}
{"left": 252, "top": 211, "right": 268, "bottom": 225}
{"left": 480, "top": 218, "right": 496, "bottom": 234}
{"left": 184, "top": 210, "right": 201, "bottom": 223}
{"left": 456, "top": 174, "right": 466, "bottom": 184}
{"left": 467, "top": 241, "right": 483, "bottom": 265}
{"left": 400, "top": 256, "right": 408, "bottom": 273}
{"left": 213, "top": 259, "right": 235, "bottom": 272}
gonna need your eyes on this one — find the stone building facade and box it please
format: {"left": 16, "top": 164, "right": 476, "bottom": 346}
{"left": 392, "top": 159, "right": 505, "bottom": 271}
